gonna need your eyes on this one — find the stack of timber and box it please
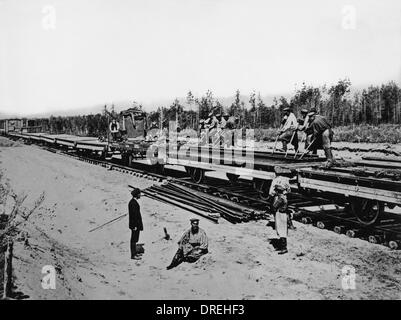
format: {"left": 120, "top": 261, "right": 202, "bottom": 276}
{"left": 142, "top": 181, "right": 267, "bottom": 224}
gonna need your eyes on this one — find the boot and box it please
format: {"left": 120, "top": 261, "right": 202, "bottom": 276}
{"left": 167, "top": 249, "right": 184, "bottom": 270}
{"left": 166, "top": 256, "right": 179, "bottom": 270}
{"left": 288, "top": 217, "right": 296, "bottom": 230}
{"left": 277, "top": 238, "right": 288, "bottom": 254}
{"left": 324, "top": 147, "right": 335, "bottom": 168}
{"left": 282, "top": 141, "right": 287, "bottom": 152}
{"left": 130, "top": 241, "right": 137, "bottom": 259}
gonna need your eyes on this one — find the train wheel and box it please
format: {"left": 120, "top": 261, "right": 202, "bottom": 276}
{"left": 121, "top": 154, "right": 128, "bottom": 165}
{"left": 348, "top": 198, "right": 384, "bottom": 226}
{"left": 128, "top": 154, "right": 133, "bottom": 167}
{"left": 226, "top": 173, "right": 239, "bottom": 184}
{"left": 191, "top": 168, "right": 205, "bottom": 184}
{"left": 253, "top": 178, "right": 272, "bottom": 201}
{"left": 155, "top": 164, "right": 165, "bottom": 175}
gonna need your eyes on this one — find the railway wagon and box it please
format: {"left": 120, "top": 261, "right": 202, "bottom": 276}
{"left": 0, "top": 119, "right": 5, "bottom": 135}
{"left": 0, "top": 118, "right": 25, "bottom": 134}
{"left": 5, "top": 111, "right": 401, "bottom": 226}
{"left": 297, "top": 162, "right": 401, "bottom": 225}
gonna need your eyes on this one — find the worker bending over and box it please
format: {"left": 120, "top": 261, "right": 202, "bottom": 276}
{"left": 167, "top": 218, "right": 208, "bottom": 270}
{"left": 305, "top": 110, "right": 335, "bottom": 167}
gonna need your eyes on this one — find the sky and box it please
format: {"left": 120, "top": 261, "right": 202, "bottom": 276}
{"left": 0, "top": 0, "right": 400, "bottom": 116}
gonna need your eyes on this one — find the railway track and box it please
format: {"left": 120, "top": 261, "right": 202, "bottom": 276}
{"left": 11, "top": 138, "right": 401, "bottom": 250}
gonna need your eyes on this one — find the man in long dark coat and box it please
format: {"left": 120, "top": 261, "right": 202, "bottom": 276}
{"left": 129, "top": 188, "right": 143, "bottom": 260}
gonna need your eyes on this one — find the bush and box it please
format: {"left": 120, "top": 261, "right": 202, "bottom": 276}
{"left": 333, "top": 124, "right": 401, "bottom": 143}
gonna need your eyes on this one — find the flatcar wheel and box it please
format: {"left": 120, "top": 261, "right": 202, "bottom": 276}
{"left": 191, "top": 168, "right": 205, "bottom": 184}
{"left": 349, "top": 198, "right": 384, "bottom": 226}
{"left": 226, "top": 173, "right": 239, "bottom": 184}
{"left": 253, "top": 178, "right": 271, "bottom": 201}
{"left": 127, "top": 154, "right": 133, "bottom": 167}
{"left": 155, "top": 164, "right": 165, "bottom": 175}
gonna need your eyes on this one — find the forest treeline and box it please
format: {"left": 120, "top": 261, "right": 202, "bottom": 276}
{"left": 45, "top": 79, "right": 401, "bottom": 137}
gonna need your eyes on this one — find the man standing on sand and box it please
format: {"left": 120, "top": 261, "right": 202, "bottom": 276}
{"left": 129, "top": 188, "right": 143, "bottom": 260}
{"left": 166, "top": 218, "right": 208, "bottom": 270}
{"left": 271, "top": 184, "right": 289, "bottom": 254}
{"left": 268, "top": 167, "right": 296, "bottom": 231}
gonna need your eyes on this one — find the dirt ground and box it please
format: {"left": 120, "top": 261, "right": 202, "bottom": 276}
{"left": 0, "top": 141, "right": 400, "bottom": 300}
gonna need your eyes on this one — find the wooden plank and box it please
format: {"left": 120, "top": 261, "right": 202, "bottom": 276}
{"left": 362, "top": 156, "right": 401, "bottom": 163}
{"left": 167, "top": 158, "right": 276, "bottom": 180}
{"left": 299, "top": 167, "right": 401, "bottom": 191}
{"left": 354, "top": 160, "right": 401, "bottom": 169}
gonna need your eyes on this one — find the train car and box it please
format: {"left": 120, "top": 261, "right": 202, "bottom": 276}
{"left": 0, "top": 119, "right": 6, "bottom": 135}
{"left": 107, "top": 106, "right": 155, "bottom": 163}
{"left": 297, "top": 160, "right": 401, "bottom": 225}
{"left": 1, "top": 118, "right": 25, "bottom": 134}
{"left": 5, "top": 110, "right": 401, "bottom": 227}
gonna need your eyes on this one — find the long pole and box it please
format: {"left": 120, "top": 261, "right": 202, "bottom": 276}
{"left": 272, "top": 132, "right": 280, "bottom": 154}
{"left": 285, "top": 130, "right": 296, "bottom": 158}
{"left": 299, "top": 138, "right": 316, "bottom": 160}
{"left": 88, "top": 213, "right": 127, "bottom": 233}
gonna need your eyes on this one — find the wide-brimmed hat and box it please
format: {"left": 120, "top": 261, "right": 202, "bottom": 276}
{"left": 131, "top": 188, "right": 141, "bottom": 197}
{"left": 274, "top": 184, "right": 285, "bottom": 192}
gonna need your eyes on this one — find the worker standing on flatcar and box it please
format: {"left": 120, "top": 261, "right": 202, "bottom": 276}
{"left": 297, "top": 108, "right": 310, "bottom": 152}
{"left": 305, "top": 110, "right": 335, "bottom": 167}
{"left": 278, "top": 107, "right": 298, "bottom": 153}
{"left": 199, "top": 119, "right": 205, "bottom": 131}
{"left": 128, "top": 188, "right": 143, "bottom": 260}
{"left": 209, "top": 113, "right": 219, "bottom": 130}
{"left": 109, "top": 119, "right": 120, "bottom": 141}
{"left": 297, "top": 109, "right": 309, "bottom": 132}
{"left": 220, "top": 113, "right": 229, "bottom": 129}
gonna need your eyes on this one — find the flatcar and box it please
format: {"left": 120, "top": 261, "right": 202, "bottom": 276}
{"left": 5, "top": 110, "right": 401, "bottom": 226}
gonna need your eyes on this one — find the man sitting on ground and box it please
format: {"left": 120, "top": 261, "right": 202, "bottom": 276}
{"left": 166, "top": 218, "right": 208, "bottom": 270}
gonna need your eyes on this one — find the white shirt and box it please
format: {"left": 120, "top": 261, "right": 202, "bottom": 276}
{"left": 282, "top": 113, "right": 298, "bottom": 131}
{"left": 269, "top": 176, "right": 291, "bottom": 196}
{"left": 109, "top": 121, "right": 120, "bottom": 133}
